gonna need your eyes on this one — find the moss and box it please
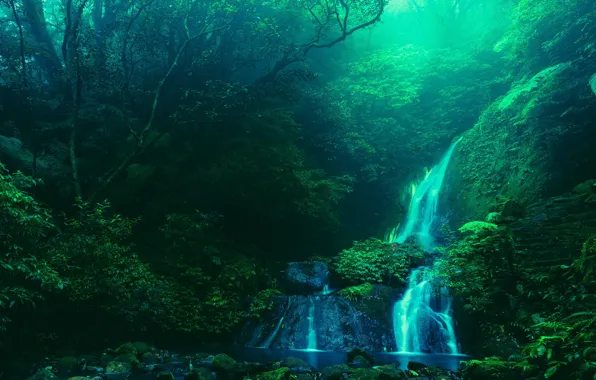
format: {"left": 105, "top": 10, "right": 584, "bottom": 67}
{"left": 339, "top": 283, "right": 373, "bottom": 301}
{"left": 114, "top": 342, "right": 138, "bottom": 356}
{"left": 375, "top": 365, "right": 407, "bottom": 379}
{"left": 105, "top": 361, "right": 132, "bottom": 374}
{"left": 256, "top": 367, "right": 291, "bottom": 380}
{"left": 320, "top": 364, "right": 353, "bottom": 380}
{"left": 458, "top": 221, "right": 498, "bottom": 234}
{"left": 211, "top": 353, "right": 236, "bottom": 372}
{"left": 350, "top": 368, "right": 378, "bottom": 379}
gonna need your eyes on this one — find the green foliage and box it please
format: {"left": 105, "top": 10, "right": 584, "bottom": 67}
{"left": 495, "top": 0, "right": 583, "bottom": 60}
{"left": 307, "top": 44, "right": 497, "bottom": 184}
{"left": 0, "top": 163, "right": 63, "bottom": 331}
{"left": 248, "top": 289, "right": 283, "bottom": 319}
{"left": 458, "top": 221, "right": 498, "bottom": 234}
{"left": 459, "top": 356, "right": 519, "bottom": 379}
{"left": 434, "top": 222, "right": 514, "bottom": 312}
{"left": 334, "top": 238, "right": 423, "bottom": 285}
{"left": 338, "top": 283, "right": 373, "bottom": 302}
{"left": 511, "top": 235, "right": 596, "bottom": 379}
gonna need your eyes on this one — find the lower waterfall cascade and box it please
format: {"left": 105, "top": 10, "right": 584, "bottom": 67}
{"left": 392, "top": 267, "right": 458, "bottom": 354}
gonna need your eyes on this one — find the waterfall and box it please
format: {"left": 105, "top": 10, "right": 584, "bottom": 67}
{"left": 259, "top": 298, "right": 292, "bottom": 349}
{"left": 306, "top": 297, "right": 317, "bottom": 350}
{"left": 390, "top": 138, "right": 461, "bottom": 354}
{"left": 392, "top": 137, "right": 462, "bottom": 251}
{"left": 392, "top": 267, "right": 458, "bottom": 354}
{"left": 259, "top": 316, "right": 284, "bottom": 349}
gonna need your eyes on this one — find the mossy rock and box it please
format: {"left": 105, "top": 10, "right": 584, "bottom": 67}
{"left": 156, "top": 371, "right": 175, "bottom": 380}
{"left": 100, "top": 353, "right": 114, "bottom": 365}
{"left": 347, "top": 348, "right": 374, "bottom": 366}
{"left": 320, "top": 364, "right": 353, "bottom": 380}
{"left": 294, "top": 375, "right": 314, "bottom": 380}
{"left": 375, "top": 365, "right": 407, "bottom": 379}
{"left": 105, "top": 361, "right": 132, "bottom": 374}
{"left": 339, "top": 283, "right": 373, "bottom": 301}
{"left": 26, "top": 369, "right": 57, "bottom": 380}
{"left": 56, "top": 356, "right": 79, "bottom": 372}
{"left": 211, "top": 353, "right": 236, "bottom": 372}
{"left": 141, "top": 352, "right": 157, "bottom": 364}
{"left": 280, "top": 356, "right": 313, "bottom": 371}
{"left": 113, "top": 353, "right": 141, "bottom": 367}
{"left": 352, "top": 285, "right": 394, "bottom": 318}
{"left": 256, "top": 367, "right": 291, "bottom": 380}
{"left": 350, "top": 368, "right": 380, "bottom": 379}
{"left": 459, "top": 221, "right": 498, "bottom": 235}
{"left": 132, "top": 341, "right": 154, "bottom": 355}
{"left": 114, "top": 342, "right": 138, "bottom": 356}
{"left": 185, "top": 367, "right": 215, "bottom": 380}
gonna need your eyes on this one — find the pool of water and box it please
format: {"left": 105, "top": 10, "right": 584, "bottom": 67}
{"left": 200, "top": 345, "right": 469, "bottom": 371}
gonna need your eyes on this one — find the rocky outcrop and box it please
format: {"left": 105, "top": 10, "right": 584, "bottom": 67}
{"left": 237, "top": 285, "right": 397, "bottom": 352}
{"left": 285, "top": 261, "right": 330, "bottom": 294}
{"left": 442, "top": 60, "right": 596, "bottom": 227}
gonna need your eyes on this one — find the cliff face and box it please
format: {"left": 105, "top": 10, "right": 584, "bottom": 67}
{"left": 442, "top": 60, "right": 596, "bottom": 227}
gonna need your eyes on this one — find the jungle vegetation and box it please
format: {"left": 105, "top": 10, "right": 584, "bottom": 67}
{"left": 1, "top": 0, "right": 596, "bottom": 378}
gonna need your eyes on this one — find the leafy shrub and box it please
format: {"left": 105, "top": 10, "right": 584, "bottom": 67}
{"left": 334, "top": 238, "right": 423, "bottom": 286}
{"left": 434, "top": 222, "right": 514, "bottom": 312}
{"left": 0, "top": 163, "right": 63, "bottom": 331}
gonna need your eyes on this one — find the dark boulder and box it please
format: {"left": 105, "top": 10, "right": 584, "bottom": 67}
{"left": 285, "top": 261, "right": 330, "bottom": 294}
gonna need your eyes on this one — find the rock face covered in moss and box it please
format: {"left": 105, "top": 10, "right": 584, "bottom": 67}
{"left": 443, "top": 61, "right": 596, "bottom": 226}
{"left": 237, "top": 285, "right": 397, "bottom": 352}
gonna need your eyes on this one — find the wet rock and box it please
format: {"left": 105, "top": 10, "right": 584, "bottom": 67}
{"left": 347, "top": 348, "right": 374, "bottom": 366}
{"left": 185, "top": 367, "right": 215, "bottom": 380}
{"left": 211, "top": 353, "right": 236, "bottom": 372}
{"left": 256, "top": 367, "right": 291, "bottom": 380}
{"left": 156, "top": 371, "right": 175, "bottom": 380}
{"left": 239, "top": 285, "right": 396, "bottom": 351}
{"left": 375, "top": 365, "right": 407, "bottom": 380}
{"left": 115, "top": 342, "right": 138, "bottom": 356}
{"left": 406, "top": 361, "right": 426, "bottom": 372}
{"left": 350, "top": 368, "right": 379, "bottom": 380}
{"left": 100, "top": 353, "right": 114, "bottom": 365}
{"left": 320, "top": 364, "right": 353, "bottom": 380}
{"left": 56, "top": 356, "right": 79, "bottom": 373}
{"left": 105, "top": 361, "right": 132, "bottom": 375}
{"left": 79, "top": 355, "right": 101, "bottom": 366}
{"left": 26, "top": 369, "right": 57, "bottom": 380}
{"left": 141, "top": 352, "right": 158, "bottom": 364}
{"left": 114, "top": 353, "right": 140, "bottom": 366}
{"left": 132, "top": 341, "right": 154, "bottom": 356}
{"left": 295, "top": 375, "right": 314, "bottom": 380}
{"left": 348, "top": 355, "right": 372, "bottom": 368}
{"left": 280, "top": 357, "right": 313, "bottom": 372}
{"left": 285, "top": 261, "right": 329, "bottom": 294}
